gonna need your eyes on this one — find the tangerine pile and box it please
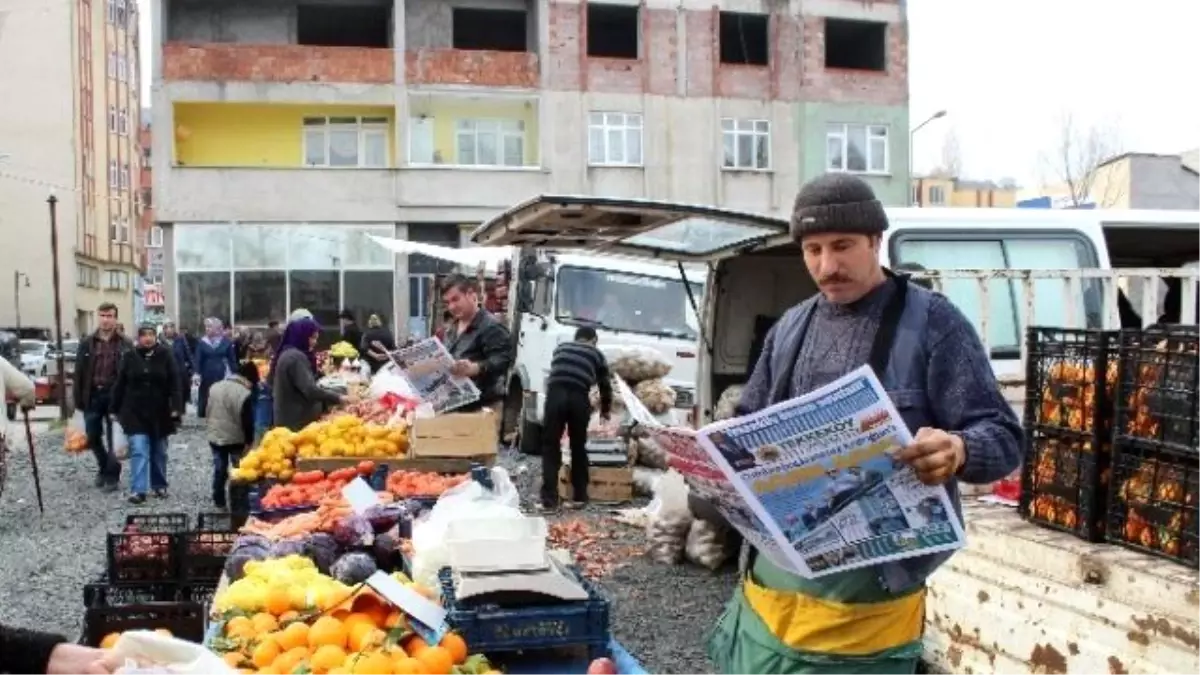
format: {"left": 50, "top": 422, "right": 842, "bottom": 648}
{"left": 217, "top": 594, "right": 497, "bottom": 675}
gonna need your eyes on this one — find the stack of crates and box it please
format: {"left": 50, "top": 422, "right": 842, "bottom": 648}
{"left": 1106, "top": 326, "right": 1199, "bottom": 567}
{"left": 1020, "top": 327, "right": 1120, "bottom": 541}
{"left": 82, "top": 512, "right": 238, "bottom": 646}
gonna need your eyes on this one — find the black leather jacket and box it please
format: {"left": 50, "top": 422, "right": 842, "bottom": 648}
{"left": 444, "top": 310, "right": 513, "bottom": 407}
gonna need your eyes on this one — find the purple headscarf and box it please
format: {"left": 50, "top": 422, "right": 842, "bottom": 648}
{"left": 270, "top": 317, "right": 321, "bottom": 375}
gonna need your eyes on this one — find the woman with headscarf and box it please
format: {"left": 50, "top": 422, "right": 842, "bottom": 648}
{"left": 193, "top": 317, "right": 237, "bottom": 418}
{"left": 111, "top": 323, "right": 183, "bottom": 504}
{"left": 361, "top": 313, "right": 397, "bottom": 374}
{"left": 271, "top": 318, "right": 355, "bottom": 431}
{"left": 242, "top": 331, "right": 273, "bottom": 442}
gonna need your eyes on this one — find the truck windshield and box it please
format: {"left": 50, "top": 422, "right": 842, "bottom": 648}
{"left": 555, "top": 266, "right": 703, "bottom": 340}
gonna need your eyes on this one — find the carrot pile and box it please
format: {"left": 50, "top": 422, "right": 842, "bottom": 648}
{"left": 385, "top": 470, "right": 469, "bottom": 499}
{"left": 259, "top": 463, "right": 375, "bottom": 510}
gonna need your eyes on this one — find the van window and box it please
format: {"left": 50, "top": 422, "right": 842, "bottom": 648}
{"left": 892, "top": 234, "right": 1098, "bottom": 356}
{"left": 555, "top": 266, "right": 702, "bottom": 340}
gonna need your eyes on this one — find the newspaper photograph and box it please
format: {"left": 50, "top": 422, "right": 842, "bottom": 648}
{"left": 387, "top": 337, "right": 480, "bottom": 414}
{"left": 616, "top": 367, "right": 966, "bottom": 578}
{"left": 695, "top": 365, "right": 966, "bottom": 577}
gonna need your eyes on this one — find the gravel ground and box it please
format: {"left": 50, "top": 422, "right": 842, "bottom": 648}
{"left": 0, "top": 416, "right": 216, "bottom": 641}
{"left": 497, "top": 447, "right": 738, "bottom": 675}
{"left": 1, "top": 417, "right": 736, "bottom": 673}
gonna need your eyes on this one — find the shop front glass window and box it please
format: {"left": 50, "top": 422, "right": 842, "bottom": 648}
{"left": 175, "top": 225, "right": 230, "bottom": 270}
{"left": 234, "top": 271, "right": 287, "bottom": 327}
{"left": 289, "top": 270, "right": 340, "bottom": 346}
{"left": 177, "top": 272, "right": 231, "bottom": 334}
{"left": 232, "top": 225, "right": 289, "bottom": 269}
{"left": 344, "top": 226, "right": 396, "bottom": 268}
{"left": 290, "top": 227, "right": 345, "bottom": 269}
{"left": 344, "top": 271, "right": 395, "bottom": 333}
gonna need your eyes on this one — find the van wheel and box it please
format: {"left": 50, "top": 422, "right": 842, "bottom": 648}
{"left": 520, "top": 418, "right": 543, "bottom": 456}
{"left": 5, "top": 403, "right": 15, "bottom": 421}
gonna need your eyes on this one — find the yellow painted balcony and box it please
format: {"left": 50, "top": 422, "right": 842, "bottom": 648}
{"left": 173, "top": 103, "right": 396, "bottom": 169}
{"left": 406, "top": 93, "right": 540, "bottom": 170}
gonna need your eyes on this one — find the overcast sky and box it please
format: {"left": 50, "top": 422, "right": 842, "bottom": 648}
{"left": 139, "top": 0, "right": 1199, "bottom": 188}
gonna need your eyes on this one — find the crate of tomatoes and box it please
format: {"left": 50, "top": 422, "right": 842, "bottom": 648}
{"left": 253, "top": 462, "right": 383, "bottom": 515}
{"left": 1020, "top": 327, "right": 1120, "bottom": 542}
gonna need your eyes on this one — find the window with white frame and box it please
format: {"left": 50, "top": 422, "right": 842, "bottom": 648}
{"left": 147, "top": 225, "right": 164, "bottom": 248}
{"left": 929, "top": 185, "right": 946, "bottom": 205}
{"left": 826, "top": 123, "right": 889, "bottom": 174}
{"left": 107, "top": 105, "right": 117, "bottom": 133}
{"left": 108, "top": 160, "right": 119, "bottom": 190}
{"left": 721, "top": 118, "right": 771, "bottom": 170}
{"left": 105, "top": 269, "right": 130, "bottom": 290}
{"left": 107, "top": 52, "right": 117, "bottom": 79}
{"left": 117, "top": 109, "right": 128, "bottom": 135}
{"left": 120, "top": 163, "right": 130, "bottom": 190}
{"left": 587, "top": 112, "right": 643, "bottom": 166}
{"left": 455, "top": 119, "right": 525, "bottom": 167}
{"left": 110, "top": 220, "right": 129, "bottom": 245}
{"left": 118, "top": 54, "right": 127, "bottom": 82}
{"left": 302, "top": 117, "right": 389, "bottom": 168}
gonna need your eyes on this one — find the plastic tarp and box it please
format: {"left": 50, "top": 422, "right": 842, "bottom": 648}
{"left": 366, "top": 235, "right": 513, "bottom": 270}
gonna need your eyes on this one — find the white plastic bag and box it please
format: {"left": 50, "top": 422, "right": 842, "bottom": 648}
{"left": 368, "top": 363, "right": 418, "bottom": 401}
{"left": 64, "top": 410, "right": 90, "bottom": 454}
{"left": 104, "top": 631, "right": 235, "bottom": 674}
{"left": 110, "top": 419, "right": 130, "bottom": 461}
{"left": 410, "top": 467, "right": 520, "bottom": 588}
{"left": 646, "top": 470, "right": 693, "bottom": 564}
{"left": 684, "top": 518, "right": 734, "bottom": 571}
{"left": 715, "top": 385, "right": 745, "bottom": 421}
{"left": 632, "top": 466, "right": 665, "bottom": 497}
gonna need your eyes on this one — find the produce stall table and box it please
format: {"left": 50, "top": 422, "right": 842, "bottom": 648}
{"left": 489, "top": 639, "right": 648, "bottom": 674}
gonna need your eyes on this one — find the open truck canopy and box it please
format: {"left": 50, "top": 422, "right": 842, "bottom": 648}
{"left": 470, "top": 195, "right": 791, "bottom": 262}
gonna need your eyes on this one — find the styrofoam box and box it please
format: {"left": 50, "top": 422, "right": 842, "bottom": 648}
{"left": 446, "top": 516, "right": 549, "bottom": 572}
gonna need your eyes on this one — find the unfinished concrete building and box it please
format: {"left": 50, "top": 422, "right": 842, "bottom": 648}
{"left": 148, "top": 0, "right": 909, "bottom": 336}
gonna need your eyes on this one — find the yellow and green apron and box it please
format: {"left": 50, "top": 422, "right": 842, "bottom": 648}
{"left": 707, "top": 555, "right": 925, "bottom": 674}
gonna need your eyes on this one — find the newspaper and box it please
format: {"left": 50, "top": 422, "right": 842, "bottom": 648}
{"left": 617, "top": 366, "right": 966, "bottom": 578}
{"left": 387, "top": 337, "right": 480, "bottom": 414}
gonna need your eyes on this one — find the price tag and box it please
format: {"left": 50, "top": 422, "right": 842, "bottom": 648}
{"left": 366, "top": 571, "right": 447, "bottom": 644}
{"left": 341, "top": 477, "right": 379, "bottom": 515}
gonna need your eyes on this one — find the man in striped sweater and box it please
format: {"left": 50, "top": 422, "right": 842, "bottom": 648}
{"left": 540, "top": 326, "right": 613, "bottom": 510}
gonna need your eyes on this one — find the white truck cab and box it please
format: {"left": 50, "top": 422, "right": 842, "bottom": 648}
{"left": 499, "top": 241, "right": 705, "bottom": 454}
{"left": 473, "top": 195, "right": 1200, "bottom": 674}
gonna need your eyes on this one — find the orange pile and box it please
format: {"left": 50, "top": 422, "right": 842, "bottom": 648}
{"left": 216, "top": 594, "right": 498, "bottom": 675}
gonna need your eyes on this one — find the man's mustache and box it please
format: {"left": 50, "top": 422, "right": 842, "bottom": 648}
{"left": 819, "top": 275, "right": 851, "bottom": 285}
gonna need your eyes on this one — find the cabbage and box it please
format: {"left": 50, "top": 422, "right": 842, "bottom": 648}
{"left": 332, "top": 515, "right": 374, "bottom": 548}
{"left": 372, "top": 530, "right": 401, "bottom": 571}
{"left": 232, "top": 534, "right": 270, "bottom": 554}
{"left": 363, "top": 504, "right": 404, "bottom": 534}
{"left": 224, "top": 548, "right": 267, "bottom": 580}
{"left": 331, "top": 552, "right": 378, "bottom": 585}
{"left": 268, "top": 537, "right": 311, "bottom": 559}
{"left": 307, "top": 533, "right": 339, "bottom": 574}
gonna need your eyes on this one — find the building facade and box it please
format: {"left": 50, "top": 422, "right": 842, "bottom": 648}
{"left": 149, "top": 0, "right": 910, "bottom": 338}
{"left": 912, "top": 176, "right": 1018, "bottom": 208}
{"left": 1024, "top": 151, "right": 1200, "bottom": 211}
{"left": 0, "top": 0, "right": 145, "bottom": 335}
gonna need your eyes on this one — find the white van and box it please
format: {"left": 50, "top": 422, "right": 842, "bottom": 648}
{"left": 473, "top": 196, "right": 1200, "bottom": 674}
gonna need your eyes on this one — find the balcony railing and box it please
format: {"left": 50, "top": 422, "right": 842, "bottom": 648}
{"left": 163, "top": 43, "right": 394, "bottom": 84}
{"left": 406, "top": 49, "right": 539, "bottom": 88}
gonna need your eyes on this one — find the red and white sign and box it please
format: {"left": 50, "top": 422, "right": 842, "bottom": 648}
{"left": 143, "top": 283, "right": 165, "bottom": 307}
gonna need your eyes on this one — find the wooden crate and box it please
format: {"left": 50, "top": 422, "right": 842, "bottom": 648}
{"left": 558, "top": 464, "right": 634, "bottom": 503}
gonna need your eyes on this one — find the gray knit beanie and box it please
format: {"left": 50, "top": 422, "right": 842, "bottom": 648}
{"left": 790, "top": 173, "right": 889, "bottom": 240}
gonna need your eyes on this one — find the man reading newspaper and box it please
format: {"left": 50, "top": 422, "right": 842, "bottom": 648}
{"left": 706, "top": 174, "right": 1021, "bottom": 674}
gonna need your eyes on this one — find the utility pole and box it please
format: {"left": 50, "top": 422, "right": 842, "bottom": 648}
{"left": 47, "top": 194, "right": 68, "bottom": 420}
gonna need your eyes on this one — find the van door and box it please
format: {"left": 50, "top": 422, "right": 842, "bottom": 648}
{"left": 470, "top": 195, "right": 790, "bottom": 262}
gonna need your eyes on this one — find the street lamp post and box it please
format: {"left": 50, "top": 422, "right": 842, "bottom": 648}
{"left": 47, "top": 193, "right": 68, "bottom": 420}
{"left": 13, "top": 271, "right": 30, "bottom": 333}
{"left": 909, "top": 110, "right": 947, "bottom": 206}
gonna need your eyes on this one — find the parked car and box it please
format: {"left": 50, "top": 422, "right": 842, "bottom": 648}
{"left": 19, "top": 339, "right": 51, "bottom": 377}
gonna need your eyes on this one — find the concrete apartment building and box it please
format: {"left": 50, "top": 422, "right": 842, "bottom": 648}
{"left": 0, "top": 0, "right": 145, "bottom": 335}
{"left": 1022, "top": 150, "right": 1199, "bottom": 210}
{"left": 149, "top": 0, "right": 910, "bottom": 338}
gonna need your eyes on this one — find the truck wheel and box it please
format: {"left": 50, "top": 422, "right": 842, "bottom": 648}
{"left": 520, "top": 418, "right": 543, "bottom": 456}
{"left": 5, "top": 402, "right": 15, "bottom": 421}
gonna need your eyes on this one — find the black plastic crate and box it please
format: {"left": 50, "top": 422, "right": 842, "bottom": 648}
{"left": 106, "top": 531, "right": 182, "bottom": 583}
{"left": 182, "top": 582, "right": 218, "bottom": 609}
{"left": 1115, "top": 326, "right": 1199, "bottom": 452}
{"left": 124, "top": 513, "right": 190, "bottom": 533}
{"left": 1106, "top": 439, "right": 1199, "bottom": 567}
{"left": 82, "top": 602, "right": 205, "bottom": 647}
{"left": 437, "top": 567, "right": 610, "bottom": 661}
{"left": 1019, "top": 427, "right": 1109, "bottom": 541}
{"left": 181, "top": 530, "right": 238, "bottom": 582}
{"left": 1024, "top": 327, "right": 1119, "bottom": 435}
{"left": 83, "top": 577, "right": 188, "bottom": 608}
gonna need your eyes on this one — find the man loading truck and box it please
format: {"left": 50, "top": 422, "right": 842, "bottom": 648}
{"left": 706, "top": 174, "right": 1022, "bottom": 674}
